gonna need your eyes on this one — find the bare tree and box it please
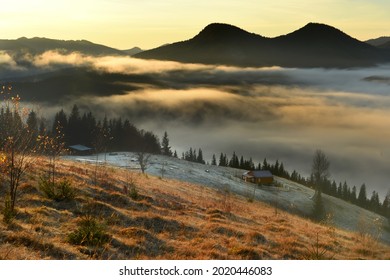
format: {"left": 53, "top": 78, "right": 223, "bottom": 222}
{"left": 136, "top": 151, "right": 151, "bottom": 174}
{"left": 160, "top": 161, "right": 167, "bottom": 179}
{"left": 0, "top": 90, "right": 37, "bottom": 220}
{"left": 92, "top": 123, "right": 112, "bottom": 185}
{"left": 310, "top": 149, "right": 329, "bottom": 221}
{"left": 1, "top": 130, "right": 36, "bottom": 216}
{"left": 39, "top": 122, "right": 67, "bottom": 185}
{"left": 311, "top": 149, "right": 330, "bottom": 196}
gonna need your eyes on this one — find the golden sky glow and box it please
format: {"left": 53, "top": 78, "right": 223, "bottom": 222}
{"left": 1, "top": 0, "right": 390, "bottom": 49}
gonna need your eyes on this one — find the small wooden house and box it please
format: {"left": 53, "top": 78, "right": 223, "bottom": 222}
{"left": 242, "top": 170, "right": 273, "bottom": 184}
{"left": 68, "top": 144, "right": 93, "bottom": 156}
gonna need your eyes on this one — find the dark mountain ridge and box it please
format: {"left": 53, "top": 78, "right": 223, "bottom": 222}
{"left": 0, "top": 37, "right": 126, "bottom": 57}
{"left": 366, "top": 36, "right": 390, "bottom": 48}
{"left": 136, "top": 23, "right": 390, "bottom": 68}
{"left": 122, "top": 47, "right": 143, "bottom": 56}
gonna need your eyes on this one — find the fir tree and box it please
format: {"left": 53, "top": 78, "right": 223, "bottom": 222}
{"left": 161, "top": 131, "right": 172, "bottom": 156}
{"left": 369, "top": 191, "right": 380, "bottom": 213}
{"left": 211, "top": 154, "right": 217, "bottom": 165}
{"left": 311, "top": 149, "right": 330, "bottom": 196}
{"left": 382, "top": 190, "right": 390, "bottom": 221}
{"left": 197, "top": 148, "right": 205, "bottom": 164}
{"left": 67, "top": 104, "right": 82, "bottom": 145}
{"left": 357, "top": 183, "right": 367, "bottom": 207}
{"left": 262, "top": 158, "right": 269, "bottom": 170}
{"left": 351, "top": 186, "right": 357, "bottom": 203}
{"left": 312, "top": 190, "right": 325, "bottom": 221}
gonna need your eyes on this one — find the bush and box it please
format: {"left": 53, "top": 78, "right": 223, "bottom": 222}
{"left": 67, "top": 216, "right": 110, "bottom": 246}
{"left": 128, "top": 185, "right": 140, "bottom": 201}
{"left": 312, "top": 192, "right": 325, "bottom": 222}
{"left": 39, "top": 177, "right": 76, "bottom": 201}
{"left": 2, "top": 196, "right": 16, "bottom": 224}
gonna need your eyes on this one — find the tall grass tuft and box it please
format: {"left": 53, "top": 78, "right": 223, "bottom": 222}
{"left": 38, "top": 177, "right": 76, "bottom": 201}
{"left": 67, "top": 215, "right": 110, "bottom": 246}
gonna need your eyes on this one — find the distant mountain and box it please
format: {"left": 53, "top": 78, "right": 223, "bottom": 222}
{"left": 136, "top": 23, "right": 390, "bottom": 68}
{"left": 123, "top": 47, "right": 143, "bottom": 56}
{"left": 379, "top": 41, "right": 390, "bottom": 49}
{"left": 0, "top": 37, "right": 126, "bottom": 57}
{"left": 365, "top": 37, "right": 390, "bottom": 48}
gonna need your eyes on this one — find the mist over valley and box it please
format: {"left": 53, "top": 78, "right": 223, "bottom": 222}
{"left": 1, "top": 23, "right": 390, "bottom": 200}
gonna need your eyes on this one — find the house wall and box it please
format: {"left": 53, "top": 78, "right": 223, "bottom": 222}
{"left": 243, "top": 175, "right": 274, "bottom": 184}
{"left": 254, "top": 177, "right": 273, "bottom": 184}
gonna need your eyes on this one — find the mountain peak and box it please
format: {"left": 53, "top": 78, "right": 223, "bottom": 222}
{"left": 289, "top": 22, "right": 350, "bottom": 38}
{"left": 136, "top": 22, "right": 390, "bottom": 68}
{"left": 193, "top": 23, "right": 260, "bottom": 42}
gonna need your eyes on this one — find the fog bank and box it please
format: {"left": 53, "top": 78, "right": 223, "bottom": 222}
{"left": 2, "top": 51, "right": 389, "bottom": 199}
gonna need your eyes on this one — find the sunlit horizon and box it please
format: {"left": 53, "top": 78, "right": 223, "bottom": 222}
{"left": 1, "top": 0, "right": 390, "bottom": 49}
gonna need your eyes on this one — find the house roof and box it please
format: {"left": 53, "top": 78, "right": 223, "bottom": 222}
{"left": 69, "top": 144, "right": 93, "bottom": 151}
{"left": 243, "top": 170, "right": 273, "bottom": 178}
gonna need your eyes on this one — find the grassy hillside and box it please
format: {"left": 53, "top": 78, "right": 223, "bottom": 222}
{"left": 1, "top": 157, "right": 389, "bottom": 260}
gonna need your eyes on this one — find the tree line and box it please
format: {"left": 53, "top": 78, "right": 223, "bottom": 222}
{"left": 177, "top": 147, "right": 390, "bottom": 220}
{"left": 28, "top": 104, "right": 162, "bottom": 154}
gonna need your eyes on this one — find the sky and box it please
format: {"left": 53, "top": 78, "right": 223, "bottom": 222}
{"left": 1, "top": 0, "right": 390, "bottom": 49}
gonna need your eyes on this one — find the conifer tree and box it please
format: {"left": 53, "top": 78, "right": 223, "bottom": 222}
{"left": 262, "top": 158, "right": 269, "bottom": 170}
{"left": 197, "top": 148, "right": 205, "bottom": 164}
{"left": 357, "top": 183, "right": 367, "bottom": 207}
{"left": 351, "top": 186, "right": 357, "bottom": 203}
{"left": 312, "top": 188, "right": 326, "bottom": 221}
{"left": 382, "top": 191, "right": 390, "bottom": 222}
{"left": 311, "top": 149, "right": 330, "bottom": 196}
{"left": 161, "top": 131, "right": 172, "bottom": 156}
{"left": 219, "top": 153, "right": 225, "bottom": 166}
{"left": 369, "top": 191, "right": 380, "bottom": 213}
{"left": 67, "top": 104, "right": 82, "bottom": 145}
{"left": 26, "top": 110, "right": 39, "bottom": 148}
{"left": 211, "top": 154, "right": 217, "bottom": 165}
{"left": 330, "top": 180, "right": 337, "bottom": 196}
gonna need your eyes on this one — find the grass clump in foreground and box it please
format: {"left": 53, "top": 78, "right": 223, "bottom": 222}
{"left": 67, "top": 215, "right": 110, "bottom": 247}
{"left": 39, "top": 177, "right": 76, "bottom": 201}
{"left": 2, "top": 196, "right": 16, "bottom": 224}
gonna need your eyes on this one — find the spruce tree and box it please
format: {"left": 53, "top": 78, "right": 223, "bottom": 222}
{"left": 357, "top": 184, "right": 367, "bottom": 207}
{"left": 197, "top": 148, "right": 205, "bottom": 164}
{"left": 369, "top": 191, "right": 380, "bottom": 213}
{"left": 312, "top": 189, "right": 325, "bottom": 221}
{"left": 351, "top": 186, "right": 357, "bottom": 203}
{"left": 311, "top": 149, "right": 330, "bottom": 197}
{"left": 67, "top": 104, "right": 82, "bottom": 145}
{"left": 219, "top": 153, "right": 225, "bottom": 166}
{"left": 262, "top": 158, "right": 269, "bottom": 170}
{"left": 161, "top": 131, "right": 172, "bottom": 156}
{"left": 211, "top": 154, "right": 217, "bottom": 165}
{"left": 26, "top": 110, "right": 39, "bottom": 148}
{"left": 382, "top": 191, "right": 390, "bottom": 222}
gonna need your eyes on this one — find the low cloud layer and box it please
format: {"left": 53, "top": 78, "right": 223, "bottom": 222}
{"left": 1, "top": 51, "right": 390, "bottom": 199}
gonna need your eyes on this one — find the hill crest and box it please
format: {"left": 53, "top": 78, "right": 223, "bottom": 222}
{"left": 136, "top": 22, "right": 390, "bottom": 68}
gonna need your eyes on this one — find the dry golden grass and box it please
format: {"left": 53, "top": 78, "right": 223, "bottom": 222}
{"left": 0, "top": 157, "right": 389, "bottom": 260}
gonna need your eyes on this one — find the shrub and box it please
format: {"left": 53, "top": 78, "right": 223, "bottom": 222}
{"left": 39, "top": 177, "right": 76, "bottom": 201}
{"left": 128, "top": 185, "right": 140, "bottom": 201}
{"left": 67, "top": 216, "right": 110, "bottom": 246}
{"left": 124, "top": 180, "right": 140, "bottom": 201}
{"left": 2, "top": 196, "right": 16, "bottom": 224}
{"left": 312, "top": 192, "right": 325, "bottom": 222}
{"left": 304, "top": 232, "right": 332, "bottom": 260}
